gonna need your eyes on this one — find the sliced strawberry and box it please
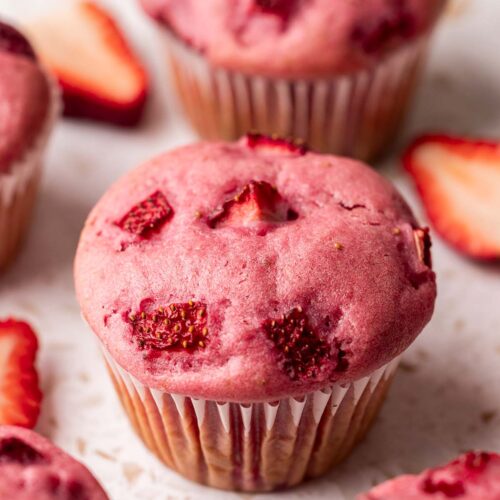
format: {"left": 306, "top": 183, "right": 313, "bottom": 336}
{"left": 116, "top": 191, "right": 173, "bottom": 238}
{"left": 0, "top": 22, "right": 36, "bottom": 60}
{"left": 26, "top": 1, "right": 148, "bottom": 126}
{"left": 207, "top": 180, "right": 298, "bottom": 229}
{"left": 263, "top": 307, "right": 347, "bottom": 380}
{"left": 244, "top": 133, "right": 308, "bottom": 156}
{"left": 0, "top": 319, "right": 42, "bottom": 428}
{"left": 403, "top": 135, "right": 500, "bottom": 260}
{"left": 127, "top": 302, "right": 208, "bottom": 352}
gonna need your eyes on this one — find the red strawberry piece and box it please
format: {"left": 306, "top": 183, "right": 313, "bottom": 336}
{"left": 207, "top": 180, "right": 298, "bottom": 229}
{"left": 127, "top": 301, "right": 208, "bottom": 352}
{"left": 253, "top": 0, "right": 297, "bottom": 21}
{"left": 0, "top": 22, "right": 36, "bottom": 60}
{"left": 413, "top": 227, "right": 432, "bottom": 268}
{"left": 245, "top": 133, "right": 308, "bottom": 156}
{"left": 0, "top": 437, "right": 46, "bottom": 465}
{"left": 0, "top": 319, "right": 42, "bottom": 429}
{"left": 26, "top": 1, "right": 148, "bottom": 126}
{"left": 403, "top": 134, "right": 500, "bottom": 260}
{"left": 116, "top": 191, "right": 173, "bottom": 238}
{"left": 263, "top": 307, "right": 345, "bottom": 380}
{"left": 420, "top": 476, "right": 465, "bottom": 497}
{"left": 420, "top": 452, "right": 493, "bottom": 497}
{"left": 352, "top": 1, "right": 416, "bottom": 54}
{"left": 462, "top": 451, "right": 492, "bottom": 473}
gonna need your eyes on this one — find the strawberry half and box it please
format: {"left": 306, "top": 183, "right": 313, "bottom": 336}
{"left": 403, "top": 135, "right": 500, "bottom": 260}
{"left": 0, "top": 319, "right": 42, "bottom": 428}
{"left": 27, "top": 1, "right": 148, "bottom": 126}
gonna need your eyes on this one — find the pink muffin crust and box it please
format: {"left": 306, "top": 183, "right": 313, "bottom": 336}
{"left": 0, "top": 24, "right": 51, "bottom": 173}
{"left": 140, "top": 0, "right": 445, "bottom": 77}
{"left": 75, "top": 137, "right": 436, "bottom": 402}
{"left": 359, "top": 452, "right": 500, "bottom": 499}
{"left": 0, "top": 426, "right": 108, "bottom": 500}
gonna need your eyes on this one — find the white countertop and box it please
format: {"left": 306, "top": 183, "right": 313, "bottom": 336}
{"left": 0, "top": 0, "right": 499, "bottom": 498}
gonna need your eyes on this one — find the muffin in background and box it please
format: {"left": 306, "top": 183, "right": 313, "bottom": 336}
{"left": 358, "top": 451, "right": 500, "bottom": 499}
{"left": 140, "top": 0, "right": 445, "bottom": 160}
{"left": 0, "top": 426, "right": 109, "bottom": 499}
{"left": 75, "top": 135, "right": 436, "bottom": 491}
{"left": 0, "top": 22, "right": 59, "bottom": 272}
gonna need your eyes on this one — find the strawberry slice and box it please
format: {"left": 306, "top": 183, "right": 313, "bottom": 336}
{"left": 244, "top": 133, "right": 308, "bottom": 156}
{"left": 26, "top": 1, "right": 148, "bottom": 127}
{"left": 208, "top": 180, "right": 298, "bottom": 229}
{"left": 0, "top": 319, "right": 42, "bottom": 428}
{"left": 403, "top": 135, "right": 500, "bottom": 260}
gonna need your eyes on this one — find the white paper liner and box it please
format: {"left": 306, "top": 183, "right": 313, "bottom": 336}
{"left": 102, "top": 346, "right": 400, "bottom": 491}
{"left": 165, "top": 31, "right": 430, "bottom": 160}
{"left": 0, "top": 71, "right": 60, "bottom": 269}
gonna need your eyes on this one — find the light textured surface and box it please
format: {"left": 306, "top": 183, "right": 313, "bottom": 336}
{"left": 0, "top": 0, "right": 499, "bottom": 499}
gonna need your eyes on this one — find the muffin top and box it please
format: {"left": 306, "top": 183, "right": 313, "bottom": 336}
{"left": 359, "top": 452, "right": 500, "bottom": 500}
{"left": 75, "top": 135, "right": 436, "bottom": 402}
{"left": 0, "top": 426, "right": 108, "bottom": 500}
{"left": 0, "top": 22, "right": 52, "bottom": 174}
{"left": 140, "top": 0, "right": 444, "bottom": 78}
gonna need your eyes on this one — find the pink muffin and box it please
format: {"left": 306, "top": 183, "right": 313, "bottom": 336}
{"left": 140, "top": 0, "right": 445, "bottom": 160}
{"left": 0, "top": 22, "right": 59, "bottom": 272}
{"left": 359, "top": 451, "right": 500, "bottom": 499}
{"left": 0, "top": 426, "right": 108, "bottom": 500}
{"left": 74, "top": 135, "right": 436, "bottom": 491}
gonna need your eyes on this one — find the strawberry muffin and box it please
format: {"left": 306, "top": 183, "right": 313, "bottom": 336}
{"left": 74, "top": 135, "right": 436, "bottom": 491}
{"left": 140, "top": 0, "right": 445, "bottom": 160}
{"left": 0, "top": 426, "right": 108, "bottom": 500}
{"left": 359, "top": 451, "right": 500, "bottom": 499}
{"left": 0, "top": 22, "right": 58, "bottom": 272}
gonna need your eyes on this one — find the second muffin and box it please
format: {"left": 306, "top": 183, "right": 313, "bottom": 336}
{"left": 141, "top": 0, "right": 445, "bottom": 160}
{"left": 75, "top": 134, "right": 436, "bottom": 491}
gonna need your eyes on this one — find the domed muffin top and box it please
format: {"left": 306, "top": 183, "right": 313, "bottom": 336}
{"left": 359, "top": 452, "right": 500, "bottom": 500}
{"left": 0, "top": 22, "right": 52, "bottom": 173}
{"left": 140, "top": 0, "right": 444, "bottom": 77}
{"left": 75, "top": 135, "right": 436, "bottom": 402}
{"left": 0, "top": 426, "right": 108, "bottom": 500}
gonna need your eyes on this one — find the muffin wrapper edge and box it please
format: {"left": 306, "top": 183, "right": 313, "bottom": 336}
{"left": 102, "top": 346, "right": 400, "bottom": 491}
{"left": 0, "top": 73, "right": 60, "bottom": 270}
{"left": 164, "top": 32, "right": 432, "bottom": 161}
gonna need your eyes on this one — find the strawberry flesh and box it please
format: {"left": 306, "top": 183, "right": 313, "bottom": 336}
{"left": 413, "top": 227, "right": 432, "bottom": 268}
{"left": 245, "top": 133, "right": 308, "bottom": 156}
{"left": 116, "top": 191, "right": 173, "bottom": 238}
{"left": 0, "top": 319, "right": 42, "bottom": 429}
{"left": 403, "top": 135, "right": 500, "bottom": 260}
{"left": 0, "top": 22, "right": 36, "bottom": 60}
{"left": 127, "top": 302, "right": 208, "bottom": 352}
{"left": 253, "top": 0, "right": 297, "bottom": 21}
{"left": 263, "top": 307, "right": 344, "bottom": 380}
{"left": 421, "top": 477, "right": 465, "bottom": 497}
{"left": 420, "top": 452, "right": 493, "bottom": 497}
{"left": 208, "top": 181, "right": 298, "bottom": 229}
{"left": 352, "top": 1, "right": 416, "bottom": 54}
{"left": 462, "top": 451, "right": 492, "bottom": 473}
{"left": 26, "top": 1, "right": 148, "bottom": 126}
{"left": 0, "top": 437, "right": 46, "bottom": 465}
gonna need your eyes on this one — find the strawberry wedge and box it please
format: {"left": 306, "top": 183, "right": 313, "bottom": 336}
{"left": 0, "top": 319, "right": 42, "bottom": 428}
{"left": 403, "top": 135, "right": 500, "bottom": 260}
{"left": 27, "top": 1, "right": 148, "bottom": 126}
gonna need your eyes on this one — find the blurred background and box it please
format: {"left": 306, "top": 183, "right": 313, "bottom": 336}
{"left": 0, "top": 0, "right": 499, "bottom": 498}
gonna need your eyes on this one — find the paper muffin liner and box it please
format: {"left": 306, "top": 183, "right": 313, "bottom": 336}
{"left": 0, "top": 74, "right": 60, "bottom": 271}
{"left": 164, "top": 31, "right": 430, "bottom": 161}
{"left": 102, "top": 346, "right": 400, "bottom": 492}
